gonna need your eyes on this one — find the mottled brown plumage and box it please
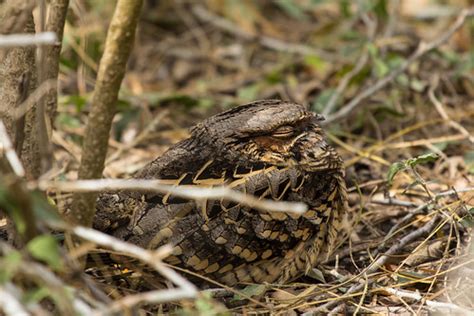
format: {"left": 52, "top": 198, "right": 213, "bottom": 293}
{"left": 94, "top": 100, "right": 347, "bottom": 286}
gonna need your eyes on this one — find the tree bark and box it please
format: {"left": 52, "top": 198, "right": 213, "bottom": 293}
{"left": 36, "top": 0, "right": 70, "bottom": 174}
{"left": 0, "top": 1, "right": 39, "bottom": 243}
{"left": 44, "top": 0, "right": 69, "bottom": 122}
{"left": 70, "top": 0, "right": 144, "bottom": 227}
{"left": 0, "top": 1, "right": 39, "bottom": 180}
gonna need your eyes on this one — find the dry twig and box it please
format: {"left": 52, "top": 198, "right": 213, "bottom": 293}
{"left": 0, "top": 283, "right": 29, "bottom": 316}
{"left": 70, "top": 226, "right": 198, "bottom": 313}
{"left": 37, "top": 179, "right": 308, "bottom": 214}
{"left": 0, "top": 120, "right": 25, "bottom": 177}
{"left": 303, "top": 214, "right": 442, "bottom": 314}
{"left": 384, "top": 287, "right": 472, "bottom": 314}
{"left": 0, "top": 32, "right": 56, "bottom": 48}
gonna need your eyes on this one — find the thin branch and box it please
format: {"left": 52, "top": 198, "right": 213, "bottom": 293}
{"left": 0, "top": 284, "right": 29, "bottom": 316}
{"left": 322, "top": 11, "right": 375, "bottom": 116}
{"left": 381, "top": 186, "right": 474, "bottom": 240}
{"left": 36, "top": 0, "right": 71, "bottom": 175}
{"left": 36, "top": 179, "right": 308, "bottom": 214}
{"left": 0, "top": 120, "right": 25, "bottom": 177}
{"left": 0, "top": 32, "right": 57, "bottom": 47}
{"left": 70, "top": 226, "right": 198, "bottom": 313}
{"left": 105, "top": 110, "right": 169, "bottom": 165}
{"left": 370, "top": 198, "right": 418, "bottom": 208}
{"left": 324, "top": 7, "right": 474, "bottom": 124}
{"left": 303, "top": 214, "right": 441, "bottom": 314}
{"left": 322, "top": 49, "right": 369, "bottom": 117}
{"left": 384, "top": 287, "right": 473, "bottom": 314}
{"left": 0, "top": 242, "right": 94, "bottom": 315}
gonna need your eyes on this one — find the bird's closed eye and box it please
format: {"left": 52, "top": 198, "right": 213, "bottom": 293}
{"left": 272, "top": 125, "right": 295, "bottom": 139}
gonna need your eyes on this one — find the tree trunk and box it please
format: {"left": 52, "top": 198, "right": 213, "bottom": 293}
{"left": 70, "top": 0, "right": 144, "bottom": 227}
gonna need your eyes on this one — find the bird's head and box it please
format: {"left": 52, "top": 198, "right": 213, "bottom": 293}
{"left": 191, "top": 100, "right": 343, "bottom": 173}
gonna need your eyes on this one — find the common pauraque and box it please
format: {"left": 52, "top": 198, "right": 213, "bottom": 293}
{"left": 94, "top": 100, "right": 347, "bottom": 286}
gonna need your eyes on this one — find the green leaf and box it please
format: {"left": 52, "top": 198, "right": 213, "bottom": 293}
{"left": 396, "top": 270, "right": 432, "bottom": 285}
{"left": 311, "top": 88, "right": 335, "bottom": 113}
{"left": 265, "top": 69, "right": 283, "bottom": 84}
{"left": 31, "top": 191, "right": 62, "bottom": 226}
{"left": 198, "top": 98, "right": 215, "bottom": 109}
{"left": 26, "top": 235, "right": 63, "bottom": 271}
{"left": 387, "top": 153, "right": 439, "bottom": 187}
{"left": 396, "top": 73, "right": 410, "bottom": 87}
{"left": 464, "top": 151, "right": 474, "bottom": 174}
{"left": 0, "top": 251, "right": 21, "bottom": 283}
{"left": 275, "top": 0, "right": 308, "bottom": 20}
{"left": 307, "top": 267, "right": 326, "bottom": 282}
{"left": 367, "top": 43, "right": 378, "bottom": 57}
{"left": 405, "top": 153, "right": 439, "bottom": 168}
{"left": 195, "top": 292, "right": 229, "bottom": 315}
{"left": 62, "top": 95, "right": 88, "bottom": 112}
{"left": 238, "top": 84, "right": 261, "bottom": 102}
{"left": 24, "top": 287, "right": 50, "bottom": 304}
{"left": 372, "top": 0, "right": 388, "bottom": 18}
{"left": 304, "top": 55, "right": 328, "bottom": 73}
{"left": 386, "top": 161, "right": 406, "bottom": 186}
{"left": 0, "top": 185, "right": 26, "bottom": 235}
{"left": 56, "top": 113, "right": 82, "bottom": 129}
{"left": 460, "top": 207, "right": 474, "bottom": 228}
{"left": 410, "top": 78, "right": 426, "bottom": 92}
{"left": 374, "top": 58, "right": 389, "bottom": 77}
{"left": 339, "top": 0, "right": 352, "bottom": 17}
{"left": 232, "top": 284, "right": 267, "bottom": 301}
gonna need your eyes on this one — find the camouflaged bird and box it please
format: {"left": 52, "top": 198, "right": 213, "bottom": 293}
{"left": 94, "top": 100, "right": 347, "bottom": 286}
